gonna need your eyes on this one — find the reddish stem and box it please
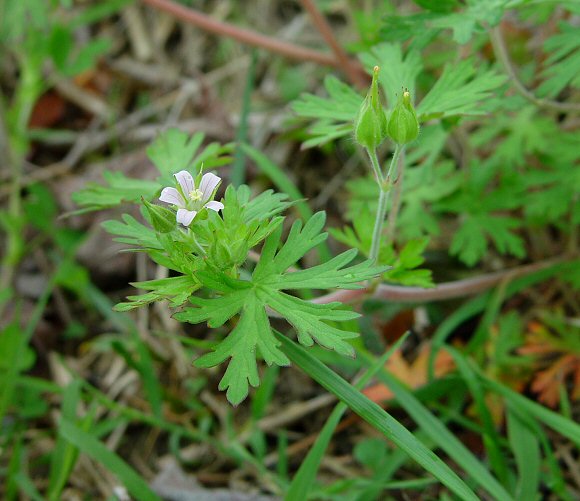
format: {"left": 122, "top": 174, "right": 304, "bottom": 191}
{"left": 141, "top": 0, "right": 347, "bottom": 69}
{"left": 312, "top": 258, "right": 564, "bottom": 305}
{"left": 299, "top": 0, "right": 367, "bottom": 88}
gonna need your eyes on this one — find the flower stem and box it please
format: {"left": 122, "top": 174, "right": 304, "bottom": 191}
{"left": 369, "top": 145, "right": 403, "bottom": 264}
{"left": 366, "top": 147, "right": 383, "bottom": 185}
{"left": 386, "top": 147, "right": 405, "bottom": 244}
{"left": 189, "top": 230, "right": 206, "bottom": 256}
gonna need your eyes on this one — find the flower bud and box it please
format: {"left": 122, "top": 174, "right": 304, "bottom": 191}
{"left": 143, "top": 198, "right": 176, "bottom": 233}
{"left": 354, "top": 66, "right": 388, "bottom": 150}
{"left": 387, "top": 89, "right": 420, "bottom": 145}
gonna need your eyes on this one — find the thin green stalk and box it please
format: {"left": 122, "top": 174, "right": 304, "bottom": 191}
{"left": 386, "top": 147, "right": 405, "bottom": 244}
{"left": 369, "top": 185, "right": 389, "bottom": 264}
{"left": 286, "top": 333, "right": 409, "bottom": 500}
{"left": 368, "top": 145, "right": 402, "bottom": 264}
{"left": 188, "top": 229, "right": 206, "bottom": 256}
{"left": 231, "top": 50, "right": 257, "bottom": 187}
{"left": 366, "top": 146, "right": 383, "bottom": 184}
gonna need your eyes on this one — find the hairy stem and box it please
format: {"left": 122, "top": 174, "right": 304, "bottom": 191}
{"left": 386, "top": 147, "right": 405, "bottom": 243}
{"left": 366, "top": 146, "right": 383, "bottom": 185}
{"left": 369, "top": 145, "right": 402, "bottom": 264}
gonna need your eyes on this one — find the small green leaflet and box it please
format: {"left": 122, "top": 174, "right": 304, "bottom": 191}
{"left": 330, "top": 210, "right": 433, "bottom": 288}
{"left": 114, "top": 275, "right": 200, "bottom": 311}
{"left": 417, "top": 59, "right": 506, "bottom": 120}
{"left": 175, "top": 212, "right": 387, "bottom": 405}
{"left": 538, "top": 21, "right": 580, "bottom": 98}
{"left": 450, "top": 214, "right": 525, "bottom": 267}
{"left": 72, "top": 172, "right": 160, "bottom": 211}
{"left": 73, "top": 130, "right": 232, "bottom": 211}
{"left": 360, "top": 43, "right": 423, "bottom": 105}
{"left": 146, "top": 129, "right": 233, "bottom": 184}
{"left": 382, "top": 0, "right": 509, "bottom": 45}
{"left": 291, "top": 75, "right": 362, "bottom": 148}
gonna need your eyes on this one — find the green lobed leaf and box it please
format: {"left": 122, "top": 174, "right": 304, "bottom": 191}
{"left": 72, "top": 172, "right": 160, "bottom": 211}
{"left": 114, "top": 275, "right": 200, "bottom": 311}
{"left": 538, "top": 22, "right": 580, "bottom": 97}
{"left": 193, "top": 292, "right": 290, "bottom": 405}
{"left": 360, "top": 43, "right": 423, "bottom": 106}
{"left": 146, "top": 129, "right": 204, "bottom": 182}
{"left": 176, "top": 211, "right": 386, "bottom": 404}
{"left": 417, "top": 59, "right": 506, "bottom": 119}
{"left": 261, "top": 290, "right": 359, "bottom": 357}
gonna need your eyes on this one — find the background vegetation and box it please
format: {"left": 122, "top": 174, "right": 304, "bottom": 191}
{"left": 1, "top": 0, "right": 579, "bottom": 499}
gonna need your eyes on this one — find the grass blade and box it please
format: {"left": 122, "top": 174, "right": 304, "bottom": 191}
{"left": 448, "top": 347, "right": 511, "bottom": 489}
{"left": 286, "top": 333, "right": 409, "bottom": 500}
{"left": 231, "top": 50, "right": 257, "bottom": 187}
{"left": 359, "top": 348, "right": 514, "bottom": 501}
{"left": 59, "top": 419, "right": 161, "bottom": 501}
{"left": 48, "top": 380, "right": 83, "bottom": 501}
{"left": 277, "top": 333, "right": 479, "bottom": 501}
{"left": 507, "top": 409, "right": 541, "bottom": 501}
{"left": 482, "top": 376, "right": 580, "bottom": 447}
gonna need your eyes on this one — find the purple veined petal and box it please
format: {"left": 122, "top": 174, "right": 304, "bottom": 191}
{"left": 159, "top": 187, "right": 185, "bottom": 207}
{"left": 199, "top": 172, "right": 221, "bottom": 202}
{"left": 174, "top": 170, "right": 195, "bottom": 196}
{"left": 204, "top": 200, "right": 224, "bottom": 212}
{"left": 176, "top": 208, "right": 197, "bottom": 227}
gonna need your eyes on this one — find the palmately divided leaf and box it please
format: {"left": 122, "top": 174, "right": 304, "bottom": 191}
{"left": 292, "top": 75, "right": 363, "bottom": 122}
{"left": 190, "top": 292, "right": 289, "bottom": 406}
{"left": 177, "top": 212, "right": 387, "bottom": 404}
{"left": 417, "top": 59, "right": 506, "bottom": 119}
{"left": 72, "top": 172, "right": 160, "bottom": 211}
{"left": 360, "top": 43, "right": 423, "bottom": 105}
{"left": 291, "top": 75, "right": 363, "bottom": 146}
{"left": 264, "top": 249, "right": 383, "bottom": 290}
{"left": 450, "top": 214, "right": 525, "bottom": 267}
{"left": 260, "top": 290, "right": 359, "bottom": 358}
{"left": 102, "top": 214, "right": 161, "bottom": 250}
{"left": 73, "top": 130, "right": 231, "bottom": 213}
{"left": 243, "top": 189, "right": 295, "bottom": 222}
{"left": 114, "top": 275, "right": 200, "bottom": 311}
{"left": 253, "top": 212, "right": 328, "bottom": 281}
{"left": 175, "top": 289, "right": 249, "bottom": 328}
{"left": 538, "top": 22, "right": 580, "bottom": 98}
{"left": 146, "top": 130, "right": 204, "bottom": 182}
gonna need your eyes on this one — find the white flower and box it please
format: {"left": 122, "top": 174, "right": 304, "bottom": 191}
{"left": 159, "top": 170, "right": 224, "bottom": 227}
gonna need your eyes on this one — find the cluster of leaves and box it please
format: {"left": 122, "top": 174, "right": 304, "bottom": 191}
{"left": 74, "top": 129, "right": 387, "bottom": 404}
{"left": 292, "top": 43, "right": 505, "bottom": 148}
{"left": 293, "top": 0, "right": 580, "bottom": 268}
{"left": 176, "top": 212, "right": 385, "bottom": 404}
{"left": 330, "top": 207, "right": 433, "bottom": 287}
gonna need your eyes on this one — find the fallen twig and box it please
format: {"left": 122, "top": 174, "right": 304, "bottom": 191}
{"left": 140, "top": 0, "right": 366, "bottom": 85}
{"left": 312, "top": 257, "right": 565, "bottom": 304}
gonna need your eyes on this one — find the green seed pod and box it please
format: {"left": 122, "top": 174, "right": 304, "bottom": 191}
{"left": 387, "top": 89, "right": 420, "bottom": 145}
{"left": 143, "top": 198, "right": 176, "bottom": 233}
{"left": 354, "top": 66, "right": 388, "bottom": 150}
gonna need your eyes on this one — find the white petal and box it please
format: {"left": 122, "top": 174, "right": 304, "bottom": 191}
{"left": 204, "top": 200, "right": 224, "bottom": 212}
{"left": 176, "top": 208, "right": 196, "bottom": 226}
{"left": 159, "top": 187, "right": 185, "bottom": 207}
{"left": 199, "top": 172, "right": 221, "bottom": 202}
{"left": 174, "top": 170, "right": 195, "bottom": 195}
